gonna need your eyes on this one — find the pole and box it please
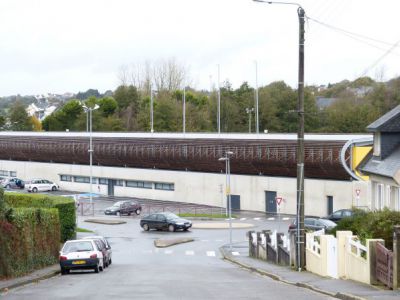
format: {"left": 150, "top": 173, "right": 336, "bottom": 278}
{"left": 89, "top": 108, "right": 93, "bottom": 213}
{"left": 183, "top": 85, "right": 186, "bottom": 134}
{"left": 248, "top": 110, "right": 251, "bottom": 133}
{"left": 150, "top": 86, "right": 154, "bottom": 133}
{"left": 227, "top": 155, "right": 232, "bottom": 252}
{"left": 255, "top": 61, "right": 259, "bottom": 134}
{"left": 225, "top": 158, "right": 228, "bottom": 217}
{"left": 217, "top": 64, "right": 221, "bottom": 134}
{"left": 296, "top": 6, "right": 305, "bottom": 271}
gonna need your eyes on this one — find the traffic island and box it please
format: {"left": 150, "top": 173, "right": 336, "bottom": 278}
{"left": 84, "top": 219, "right": 127, "bottom": 225}
{"left": 154, "top": 238, "right": 194, "bottom": 248}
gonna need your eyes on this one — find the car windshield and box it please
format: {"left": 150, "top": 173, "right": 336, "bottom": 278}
{"left": 63, "top": 241, "right": 94, "bottom": 253}
{"left": 164, "top": 213, "right": 180, "bottom": 220}
{"left": 112, "top": 202, "right": 124, "bottom": 207}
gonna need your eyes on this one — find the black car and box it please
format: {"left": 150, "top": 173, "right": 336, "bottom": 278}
{"left": 288, "top": 217, "right": 337, "bottom": 232}
{"left": 104, "top": 200, "right": 142, "bottom": 216}
{"left": 324, "top": 209, "right": 353, "bottom": 223}
{"left": 140, "top": 212, "right": 192, "bottom": 232}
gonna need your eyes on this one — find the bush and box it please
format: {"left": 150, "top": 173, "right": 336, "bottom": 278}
{"left": 4, "top": 193, "right": 76, "bottom": 241}
{"left": 0, "top": 207, "right": 60, "bottom": 277}
{"left": 332, "top": 208, "right": 400, "bottom": 250}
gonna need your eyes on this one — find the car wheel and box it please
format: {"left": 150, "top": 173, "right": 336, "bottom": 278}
{"left": 135, "top": 209, "right": 141, "bottom": 215}
{"left": 168, "top": 224, "right": 175, "bottom": 232}
{"left": 5, "top": 184, "right": 10, "bottom": 189}
{"left": 32, "top": 187, "right": 38, "bottom": 193}
{"left": 143, "top": 224, "right": 149, "bottom": 231}
{"left": 183, "top": 228, "right": 189, "bottom": 231}
{"left": 94, "top": 264, "right": 99, "bottom": 273}
{"left": 61, "top": 268, "right": 68, "bottom": 275}
{"left": 109, "top": 258, "right": 112, "bottom": 265}
{"left": 127, "top": 212, "right": 131, "bottom": 216}
{"left": 52, "top": 186, "right": 57, "bottom": 191}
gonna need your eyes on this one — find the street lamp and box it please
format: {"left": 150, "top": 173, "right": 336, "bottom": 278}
{"left": 253, "top": 0, "right": 306, "bottom": 271}
{"left": 81, "top": 103, "right": 99, "bottom": 211}
{"left": 245, "top": 107, "right": 254, "bottom": 133}
{"left": 219, "top": 151, "right": 234, "bottom": 251}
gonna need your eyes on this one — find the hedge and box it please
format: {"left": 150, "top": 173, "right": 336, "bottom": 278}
{"left": 0, "top": 207, "right": 60, "bottom": 277}
{"left": 4, "top": 193, "right": 76, "bottom": 242}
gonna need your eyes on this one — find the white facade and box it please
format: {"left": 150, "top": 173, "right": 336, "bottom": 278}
{"left": 0, "top": 159, "right": 370, "bottom": 216}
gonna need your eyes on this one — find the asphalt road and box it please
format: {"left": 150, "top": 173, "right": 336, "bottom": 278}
{"left": 2, "top": 214, "right": 335, "bottom": 300}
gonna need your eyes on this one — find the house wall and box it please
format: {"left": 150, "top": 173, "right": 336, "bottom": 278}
{"left": 0, "top": 160, "right": 371, "bottom": 216}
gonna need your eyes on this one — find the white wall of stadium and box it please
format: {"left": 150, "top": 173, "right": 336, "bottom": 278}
{"left": 0, "top": 160, "right": 371, "bottom": 216}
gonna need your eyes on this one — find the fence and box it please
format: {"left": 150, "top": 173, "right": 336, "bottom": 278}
{"left": 376, "top": 242, "right": 393, "bottom": 289}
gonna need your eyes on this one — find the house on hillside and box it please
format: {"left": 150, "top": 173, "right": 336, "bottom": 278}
{"left": 26, "top": 103, "right": 57, "bottom": 121}
{"left": 359, "top": 104, "right": 400, "bottom": 211}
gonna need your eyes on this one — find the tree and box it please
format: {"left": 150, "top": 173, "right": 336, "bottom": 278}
{"left": 9, "top": 101, "right": 32, "bottom": 131}
{"left": 30, "top": 116, "right": 42, "bottom": 131}
{"left": 98, "top": 97, "right": 118, "bottom": 117}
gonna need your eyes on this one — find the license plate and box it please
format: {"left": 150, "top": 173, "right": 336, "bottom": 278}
{"left": 72, "top": 260, "right": 86, "bottom": 265}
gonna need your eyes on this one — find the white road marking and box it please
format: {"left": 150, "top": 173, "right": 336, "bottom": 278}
{"left": 215, "top": 239, "right": 223, "bottom": 242}
{"left": 283, "top": 217, "right": 289, "bottom": 221}
{"left": 231, "top": 252, "right": 240, "bottom": 256}
{"left": 185, "top": 250, "right": 195, "bottom": 256}
{"left": 206, "top": 251, "right": 216, "bottom": 257}
{"left": 267, "top": 217, "right": 275, "bottom": 221}
{"left": 240, "top": 218, "right": 247, "bottom": 221}
{"left": 201, "top": 239, "right": 209, "bottom": 242}
{"left": 164, "top": 250, "right": 173, "bottom": 255}
{"left": 253, "top": 217, "right": 261, "bottom": 220}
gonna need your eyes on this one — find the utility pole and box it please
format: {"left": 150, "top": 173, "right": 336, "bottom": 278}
{"left": 217, "top": 64, "right": 221, "bottom": 134}
{"left": 254, "top": 61, "right": 259, "bottom": 134}
{"left": 296, "top": 6, "right": 306, "bottom": 271}
{"left": 150, "top": 84, "right": 154, "bottom": 133}
{"left": 246, "top": 107, "right": 254, "bottom": 133}
{"left": 183, "top": 84, "right": 186, "bottom": 134}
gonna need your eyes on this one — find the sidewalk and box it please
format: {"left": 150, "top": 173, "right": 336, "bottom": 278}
{"left": 220, "top": 242, "right": 400, "bottom": 300}
{"left": 0, "top": 264, "right": 59, "bottom": 292}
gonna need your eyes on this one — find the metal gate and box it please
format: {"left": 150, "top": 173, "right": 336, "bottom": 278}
{"left": 326, "top": 236, "right": 338, "bottom": 278}
{"left": 265, "top": 191, "right": 277, "bottom": 213}
{"left": 376, "top": 242, "right": 393, "bottom": 289}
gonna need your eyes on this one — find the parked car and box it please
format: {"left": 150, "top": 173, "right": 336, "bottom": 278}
{"left": 83, "top": 236, "right": 112, "bottom": 266}
{"left": 104, "top": 200, "right": 142, "bottom": 216}
{"left": 288, "top": 217, "right": 337, "bottom": 232}
{"left": 1, "top": 177, "right": 25, "bottom": 189}
{"left": 26, "top": 179, "right": 59, "bottom": 192}
{"left": 324, "top": 209, "right": 354, "bottom": 223}
{"left": 140, "top": 212, "right": 192, "bottom": 232}
{"left": 59, "top": 239, "right": 105, "bottom": 274}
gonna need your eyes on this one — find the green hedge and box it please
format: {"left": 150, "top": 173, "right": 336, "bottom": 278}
{"left": 4, "top": 193, "right": 76, "bottom": 241}
{"left": 0, "top": 207, "right": 60, "bottom": 277}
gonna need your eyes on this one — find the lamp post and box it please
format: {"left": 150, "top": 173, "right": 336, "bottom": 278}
{"left": 219, "top": 151, "right": 234, "bottom": 251}
{"left": 254, "top": 61, "right": 259, "bottom": 134}
{"left": 81, "top": 103, "right": 99, "bottom": 211}
{"left": 183, "top": 84, "right": 186, "bottom": 134}
{"left": 150, "top": 86, "right": 154, "bottom": 133}
{"left": 253, "top": 0, "right": 306, "bottom": 271}
{"left": 245, "top": 107, "right": 254, "bottom": 133}
{"left": 217, "top": 64, "right": 221, "bottom": 134}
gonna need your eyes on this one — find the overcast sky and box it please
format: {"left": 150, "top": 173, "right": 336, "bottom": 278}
{"left": 1, "top": 0, "right": 400, "bottom": 96}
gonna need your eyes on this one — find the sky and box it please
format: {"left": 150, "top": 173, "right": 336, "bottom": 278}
{"left": 1, "top": 0, "right": 400, "bottom": 96}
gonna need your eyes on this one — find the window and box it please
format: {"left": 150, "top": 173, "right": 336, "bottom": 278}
{"left": 155, "top": 182, "right": 174, "bottom": 191}
{"left": 74, "top": 176, "right": 90, "bottom": 183}
{"left": 126, "top": 180, "right": 152, "bottom": 189}
{"left": 115, "top": 180, "right": 124, "bottom": 186}
{"left": 9, "top": 171, "right": 17, "bottom": 177}
{"left": 99, "top": 178, "right": 108, "bottom": 185}
{"left": 0, "top": 170, "right": 8, "bottom": 176}
{"left": 60, "top": 175, "right": 72, "bottom": 182}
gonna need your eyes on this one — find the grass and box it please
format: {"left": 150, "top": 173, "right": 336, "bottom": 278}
{"left": 76, "top": 227, "right": 94, "bottom": 233}
{"left": 178, "top": 213, "right": 237, "bottom": 219}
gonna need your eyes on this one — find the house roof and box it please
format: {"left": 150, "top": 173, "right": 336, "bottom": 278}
{"left": 360, "top": 146, "right": 400, "bottom": 181}
{"left": 367, "top": 104, "right": 400, "bottom": 132}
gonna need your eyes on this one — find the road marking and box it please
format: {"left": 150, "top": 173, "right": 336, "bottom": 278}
{"left": 164, "top": 250, "right": 173, "bottom": 255}
{"left": 185, "top": 250, "right": 195, "bottom": 256}
{"left": 240, "top": 218, "right": 247, "bottom": 221}
{"left": 253, "top": 217, "right": 261, "bottom": 220}
{"left": 201, "top": 239, "right": 209, "bottom": 242}
{"left": 206, "top": 251, "right": 216, "bottom": 257}
{"left": 283, "top": 217, "right": 289, "bottom": 221}
{"left": 267, "top": 217, "right": 275, "bottom": 221}
{"left": 215, "top": 239, "right": 223, "bottom": 242}
{"left": 231, "top": 252, "right": 240, "bottom": 256}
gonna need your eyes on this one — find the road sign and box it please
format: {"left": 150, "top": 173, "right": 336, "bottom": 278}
{"left": 276, "top": 197, "right": 283, "bottom": 206}
{"left": 356, "top": 189, "right": 361, "bottom": 197}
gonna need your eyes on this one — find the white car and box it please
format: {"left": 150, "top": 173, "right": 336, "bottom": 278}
{"left": 59, "top": 239, "right": 105, "bottom": 274}
{"left": 83, "top": 236, "right": 112, "bottom": 266}
{"left": 26, "top": 179, "right": 59, "bottom": 192}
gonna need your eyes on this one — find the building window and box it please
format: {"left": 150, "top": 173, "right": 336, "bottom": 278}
{"left": 0, "top": 170, "right": 8, "bottom": 176}
{"left": 126, "top": 180, "right": 152, "bottom": 189}
{"left": 375, "top": 183, "right": 384, "bottom": 210}
{"left": 99, "top": 178, "right": 108, "bottom": 185}
{"left": 74, "top": 176, "right": 90, "bottom": 183}
{"left": 60, "top": 175, "right": 72, "bottom": 182}
{"left": 9, "top": 171, "right": 17, "bottom": 177}
{"left": 155, "top": 182, "right": 174, "bottom": 191}
{"left": 115, "top": 180, "right": 124, "bottom": 186}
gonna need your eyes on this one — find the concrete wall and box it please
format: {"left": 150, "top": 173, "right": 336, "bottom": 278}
{"left": 0, "top": 160, "right": 371, "bottom": 216}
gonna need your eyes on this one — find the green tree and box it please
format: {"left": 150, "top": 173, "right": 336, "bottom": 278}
{"left": 9, "top": 101, "right": 32, "bottom": 131}
{"left": 98, "top": 97, "right": 118, "bottom": 117}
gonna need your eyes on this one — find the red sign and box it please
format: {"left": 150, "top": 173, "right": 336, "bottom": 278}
{"left": 276, "top": 197, "right": 283, "bottom": 206}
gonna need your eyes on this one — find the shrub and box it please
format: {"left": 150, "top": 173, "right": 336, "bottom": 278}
{"left": 0, "top": 207, "right": 60, "bottom": 277}
{"left": 332, "top": 208, "right": 400, "bottom": 250}
{"left": 4, "top": 193, "right": 76, "bottom": 241}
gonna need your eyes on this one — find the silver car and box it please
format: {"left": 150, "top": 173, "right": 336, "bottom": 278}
{"left": 26, "top": 179, "right": 59, "bottom": 192}
{"left": 83, "top": 236, "right": 112, "bottom": 266}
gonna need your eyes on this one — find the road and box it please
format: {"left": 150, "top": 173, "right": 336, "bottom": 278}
{"left": 2, "top": 213, "right": 335, "bottom": 300}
